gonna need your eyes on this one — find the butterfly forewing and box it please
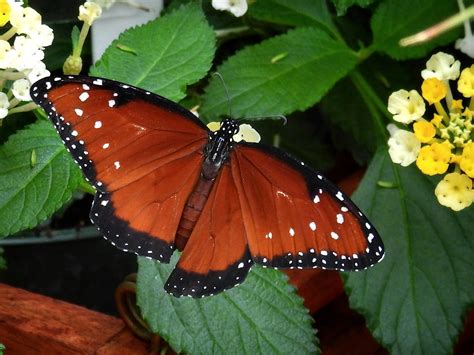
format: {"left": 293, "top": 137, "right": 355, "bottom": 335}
{"left": 231, "top": 143, "right": 384, "bottom": 271}
{"left": 31, "top": 76, "right": 208, "bottom": 262}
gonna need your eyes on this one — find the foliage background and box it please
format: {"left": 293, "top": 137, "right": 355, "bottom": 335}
{"left": 0, "top": 0, "right": 473, "bottom": 354}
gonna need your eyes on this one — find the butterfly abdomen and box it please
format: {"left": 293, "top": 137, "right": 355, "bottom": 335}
{"left": 175, "top": 172, "right": 216, "bottom": 250}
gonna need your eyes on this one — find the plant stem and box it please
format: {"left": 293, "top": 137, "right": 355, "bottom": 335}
{"left": 0, "top": 70, "right": 26, "bottom": 80}
{"left": 73, "top": 22, "right": 90, "bottom": 57}
{"left": 350, "top": 70, "right": 389, "bottom": 142}
{"left": 8, "top": 102, "right": 37, "bottom": 114}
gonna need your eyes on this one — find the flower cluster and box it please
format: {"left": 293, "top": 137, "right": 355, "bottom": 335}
{"left": 387, "top": 52, "right": 474, "bottom": 211}
{"left": 0, "top": 0, "right": 53, "bottom": 118}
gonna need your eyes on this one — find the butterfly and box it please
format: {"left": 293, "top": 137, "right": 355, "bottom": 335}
{"left": 30, "top": 75, "right": 385, "bottom": 298}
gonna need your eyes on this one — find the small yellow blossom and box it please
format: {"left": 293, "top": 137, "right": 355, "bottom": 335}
{"left": 451, "top": 99, "right": 463, "bottom": 111}
{"left": 460, "top": 142, "right": 474, "bottom": 178}
{"left": 207, "top": 121, "right": 221, "bottom": 132}
{"left": 435, "top": 172, "right": 474, "bottom": 211}
{"left": 387, "top": 89, "right": 425, "bottom": 124}
{"left": 421, "top": 78, "right": 447, "bottom": 105}
{"left": 416, "top": 141, "right": 451, "bottom": 175}
{"left": 431, "top": 113, "right": 443, "bottom": 127}
{"left": 233, "top": 124, "right": 261, "bottom": 143}
{"left": 413, "top": 120, "right": 436, "bottom": 143}
{"left": 463, "top": 108, "right": 473, "bottom": 119}
{"left": 78, "top": 1, "right": 102, "bottom": 26}
{"left": 0, "top": 0, "right": 11, "bottom": 27}
{"left": 458, "top": 65, "right": 474, "bottom": 98}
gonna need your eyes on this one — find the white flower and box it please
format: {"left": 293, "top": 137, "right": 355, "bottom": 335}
{"left": 0, "top": 40, "right": 12, "bottom": 69}
{"left": 387, "top": 89, "right": 425, "bottom": 124}
{"left": 91, "top": 0, "right": 116, "bottom": 10}
{"left": 387, "top": 124, "right": 421, "bottom": 167}
{"left": 12, "top": 79, "right": 31, "bottom": 101}
{"left": 28, "top": 24, "right": 54, "bottom": 48}
{"left": 25, "top": 61, "right": 50, "bottom": 84}
{"left": 456, "top": 36, "right": 474, "bottom": 58}
{"left": 233, "top": 123, "right": 261, "bottom": 143}
{"left": 0, "top": 92, "right": 9, "bottom": 119}
{"left": 79, "top": 2, "right": 102, "bottom": 25}
{"left": 9, "top": 6, "right": 42, "bottom": 37}
{"left": 10, "top": 35, "right": 44, "bottom": 71}
{"left": 212, "top": 0, "right": 248, "bottom": 17}
{"left": 421, "top": 52, "right": 461, "bottom": 81}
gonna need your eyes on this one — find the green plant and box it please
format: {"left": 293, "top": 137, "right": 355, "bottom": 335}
{"left": 0, "top": 0, "right": 473, "bottom": 354}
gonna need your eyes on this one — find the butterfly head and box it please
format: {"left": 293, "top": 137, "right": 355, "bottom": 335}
{"left": 203, "top": 118, "right": 239, "bottom": 179}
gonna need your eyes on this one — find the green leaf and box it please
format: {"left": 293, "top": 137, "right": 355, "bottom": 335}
{"left": 137, "top": 254, "right": 318, "bottom": 354}
{"left": 248, "top": 0, "right": 336, "bottom": 34}
{"left": 200, "top": 27, "right": 358, "bottom": 121}
{"left": 91, "top": 3, "right": 216, "bottom": 102}
{"left": 0, "top": 120, "right": 83, "bottom": 237}
{"left": 345, "top": 148, "right": 474, "bottom": 354}
{"left": 330, "top": 0, "right": 375, "bottom": 16}
{"left": 371, "top": 0, "right": 461, "bottom": 60}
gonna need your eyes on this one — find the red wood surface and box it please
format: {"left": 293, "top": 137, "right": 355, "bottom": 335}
{"left": 0, "top": 283, "right": 147, "bottom": 354}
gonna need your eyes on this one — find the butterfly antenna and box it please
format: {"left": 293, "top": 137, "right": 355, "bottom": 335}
{"left": 213, "top": 72, "right": 233, "bottom": 118}
{"left": 241, "top": 114, "right": 288, "bottom": 125}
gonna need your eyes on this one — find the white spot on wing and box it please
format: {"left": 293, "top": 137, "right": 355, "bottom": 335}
{"left": 313, "top": 195, "right": 320, "bottom": 204}
{"left": 94, "top": 121, "right": 102, "bottom": 129}
{"left": 114, "top": 161, "right": 121, "bottom": 169}
{"left": 289, "top": 228, "right": 295, "bottom": 237}
{"left": 102, "top": 143, "right": 110, "bottom": 149}
{"left": 108, "top": 100, "right": 116, "bottom": 107}
{"left": 238, "top": 262, "right": 244, "bottom": 269}
{"left": 336, "top": 214, "right": 344, "bottom": 224}
{"left": 74, "top": 108, "right": 83, "bottom": 117}
{"left": 309, "top": 221, "right": 316, "bottom": 231}
{"left": 330, "top": 232, "right": 339, "bottom": 240}
{"left": 79, "top": 92, "right": 89, "bottom": 101}
{"left": 336, "top": 191, "right": 344, "bottom": 201}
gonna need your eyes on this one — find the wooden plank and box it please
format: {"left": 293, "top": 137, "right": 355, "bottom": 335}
{"left": 0, "top": 283, "right": 147, "bottom": 354}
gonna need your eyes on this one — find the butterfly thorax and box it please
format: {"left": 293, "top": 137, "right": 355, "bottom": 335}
{"left": 202, "top": 118, "right": 239, "bottom": 180}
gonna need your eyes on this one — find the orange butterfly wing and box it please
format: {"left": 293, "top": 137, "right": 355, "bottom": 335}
{"left": 165, "top": 165, "right": 252, "bottom": 297}
{"left": 32, "top": 76, "right": 208, "bottom": 262}
{"left": 230, "top": 144, "right": 384, "bottom": 271}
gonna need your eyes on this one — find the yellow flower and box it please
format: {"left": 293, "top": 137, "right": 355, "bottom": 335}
{"left": 435, "top": 172, "right": 474, "bottom": 211}
{"left": 0, "top": 0, "right": 10, "bottom": 27}
{"left": 207, "top": 121, "right": 221, "bottom": 132}
{"left": 233, "top": 123, "right": 261, "bottom": 143}
{"left": 413, "top": 120, "right": 436, "bottom": 143}
{"left": 451, "top": 99, "right": 463, "bottom": 111}
{"left": 416, "top": 141, "right": 451, "bottom": 175}
{"left": 430, "top": 113, "right": 443, "bottom": 127}
{"left": 463, "top": 108, "right": 473, "bottom": 119}
{"left": 460, "top": 142, "right": 474, "bottom": 178}
{"left": 458, "top": 65, "right": 474, "bottom": 98}
{"left": 421, "top": 78, "right": 447, "bottom": 104}
{"left": 387, "top": 89, "right": 425, "bottom": 124}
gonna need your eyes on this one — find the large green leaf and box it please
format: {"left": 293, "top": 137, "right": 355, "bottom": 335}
{"left": 91, "top": 3, "right": 216, "bottom": 102}
{"left": 0, "top": 121, "right": 83, "bottom": 237}
{"left": 200, "top": 27, "right": 358, "bottom": 121}
{"left": 248, "top": 0, "right": 336, "bottom": 35}
{"left": 137, "top": 255, "right": 318, "bottom": 354}
{"left": 345, "top": 148, "right": 474, "bottom": 354}
{"left": 371, "top": 0, "right": 461, "bottom": 60}
{"left": 330, "top": 0, "right": 376, "bottom": 16}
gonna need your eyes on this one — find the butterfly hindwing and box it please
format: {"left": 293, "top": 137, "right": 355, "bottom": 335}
{"left": 231, "top": 143, "right": 384, "bottom": 271}
{"left": 31, "top": 75, "right": 209, "bottom": 262}
{"left": 165, "top": 165, "right": 252, "bottom": 297}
